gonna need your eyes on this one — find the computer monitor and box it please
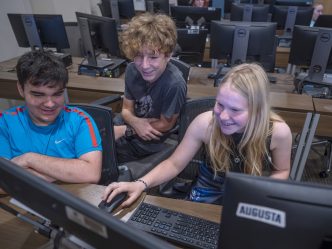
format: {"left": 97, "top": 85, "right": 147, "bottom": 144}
{"left": 170, "top": 6, "right": 222, "bottom": 32}
{"left": 210, "top": 20, "right": 277, "bottom": 72}
{"left": 219, "top": 172, "right": 332, "bottom": 249}
{"left": 314, "top": 15, "right": 332, "bottom": 29}
{"left": 0, "top": 157, "right": 173, "bottom": 249}
{"left": 230, "top": 3, "right": 270, "bottom": 22}
{"left": 145, "top": 0, "right": 170, "bottom": 14}
{"left": 274, "top": 0, "right": 313, "bottom": 6}
{"left": 100, "top": 0, "right": 135, "bottom": 23}
{"left": 271, "top": 5, "right": 313, "bottom": 35}
{"left": 224, "top": 0, "right": 266, "bottom": 14}
{"left": 7, "top": 13, "right": 70, "bottom": 52}
{"left": 75, "top": 12, "right": 121, "bottom": 68}
{"left": 176, "top": 28, "right": 209, "bottom": 65}
{"left": 289, "top": 25, "right": 332, "bottom": 84}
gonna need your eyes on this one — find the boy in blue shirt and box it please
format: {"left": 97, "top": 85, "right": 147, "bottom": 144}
{"left": 0, "top": 50, "right": 102, "bottom": 193}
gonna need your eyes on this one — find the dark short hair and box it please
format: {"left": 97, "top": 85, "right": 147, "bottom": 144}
{"left": 16, "top": 50, "right": 68, "bottom": 89}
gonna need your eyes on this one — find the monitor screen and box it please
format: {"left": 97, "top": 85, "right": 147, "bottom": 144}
{"left": 219, "top": 172, "right": 332, "bottom": 249}
{"left": 0, "top": 157, "right": 174, "bottom": 249}
{"left": 7, "top": 13, "right": 70, "bottom": 52}
{"left": 170, "top": 6, "right": 222, "bottom": 32}
{"left": 271, "top": 5, "right": 313, "bottom": 31}
{"left": 210, "top": 20, "right": 277, "bottom": 72}
{"left": 288, "top": 25, "right": 332, "bottom": 82}
{"left": 230, "top": 3, "right": 270, "bottom": 22}
{"left": 145, "top": 0, "right": 170, "bottom": 14}
{"left": 75, "top": 12, "right": 121, "bottom": 66}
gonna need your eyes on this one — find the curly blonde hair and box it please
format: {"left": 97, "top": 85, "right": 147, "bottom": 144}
{"left": 208, "top": 63, "right": 284, "bottom": 176}
{"left": 120, "top": 13, "right": 177, "bottom": 60}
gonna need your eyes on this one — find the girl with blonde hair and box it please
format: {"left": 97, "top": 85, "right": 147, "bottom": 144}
{"left": 103, "top": 63, "right": 292, "bottom": 205}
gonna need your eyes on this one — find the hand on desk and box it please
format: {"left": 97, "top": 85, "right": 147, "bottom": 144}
{"left": 102, "top": 181, "right": 145, "bottom": 209}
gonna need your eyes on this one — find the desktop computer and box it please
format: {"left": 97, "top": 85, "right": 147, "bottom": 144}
{"left": 294, "top": 72, "right": 332, "bottom": 97}
{"left": 78, "top": 58, "right": 127, "bottom": 78}
{"left": 53, "top": 52, "right": 72, "bottom": 67}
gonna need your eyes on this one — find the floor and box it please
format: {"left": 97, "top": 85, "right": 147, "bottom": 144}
{"left": 302, "top": 143, "right": 332, "bottom": 185}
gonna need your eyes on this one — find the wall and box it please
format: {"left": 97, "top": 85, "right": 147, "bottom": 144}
{"left": 0, "top": 0, "right": 32, "bottom": 62}
{"left": 0, "top": 0, "right": 94, "bottom": 62}
{"left": 29, "top": 0, "right": 91, "bottom": 22}
{"left": 320, "top": 0, "right": 332, "bottom": 14}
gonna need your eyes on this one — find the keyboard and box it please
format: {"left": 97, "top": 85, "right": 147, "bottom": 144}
{"left": 127, "top": 202, "right": 220, "bottom": 249}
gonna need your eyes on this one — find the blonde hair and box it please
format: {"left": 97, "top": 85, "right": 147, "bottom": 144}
{"left": 120, "top": 13, "right": 177, "bottom": 60}
{"left": 208, "top": 63, "right": 283, "bottom": 176}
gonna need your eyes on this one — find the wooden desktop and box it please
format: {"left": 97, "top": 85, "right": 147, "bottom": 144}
{"left": 313, "top": 97, "right": 332, "bottom": 138}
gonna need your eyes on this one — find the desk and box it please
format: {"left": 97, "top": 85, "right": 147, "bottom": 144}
{"left": 0, "top": 184, "right": 221, "bottom": 249}
{"left": 0, "top": 57, "right": 294, "bottom": 104}
{"left": 313, "top": 98, "right": 332, "bottom": 138}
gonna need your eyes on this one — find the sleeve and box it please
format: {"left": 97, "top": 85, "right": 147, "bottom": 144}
{"left": 0, "top": 114, "right": 12, "bottom": 159}
{"left": 162, "top": 81, "right": 187, "bottom": 119}
{"left": 124, "top": 63, "right": 135, "bottom": 100}
{"left": 73, "top": 109, "right": 102, "bottom": 158}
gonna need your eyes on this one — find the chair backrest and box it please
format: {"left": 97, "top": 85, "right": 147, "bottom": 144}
{"left": 169, "top": 57, "right": 191, "bottom": 83}
{"left": 177, "top": 96, "right": 216, "bottom": 179}
{"left": 69, "top": 103, "right": 119, "bottom": 185}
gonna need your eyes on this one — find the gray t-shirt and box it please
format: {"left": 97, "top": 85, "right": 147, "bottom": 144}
{"left": 117, "top": 62, "right": 187, "bottom": 157}
{"left": 124, "top": 62, "right": 187, "bottom": 119}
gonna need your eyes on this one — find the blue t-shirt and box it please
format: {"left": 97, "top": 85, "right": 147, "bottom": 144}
{"left": 0, "top": 105, "right": 102, "bottom": 160}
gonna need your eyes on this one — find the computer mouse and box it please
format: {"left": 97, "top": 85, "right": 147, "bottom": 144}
{"left": 98, "top": 192, "right": 127, "bottom": 214}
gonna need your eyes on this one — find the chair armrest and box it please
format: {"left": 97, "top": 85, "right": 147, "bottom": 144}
{"left": 90, "top": 95, "right": 122, "bottom": 106}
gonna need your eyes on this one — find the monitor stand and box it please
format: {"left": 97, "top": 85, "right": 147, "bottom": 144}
{"left": 294, "top": 28, "right": 332, "bottom": 96}
{"left": 212, "top": 66, "right": 276, "bottom": 87}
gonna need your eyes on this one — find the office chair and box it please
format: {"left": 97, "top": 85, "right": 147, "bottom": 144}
{"left": 87, "top": 57, "right": 191, "bottom": 180}
{"left": 175, "top": 28, "right": 208, "bottom": 67}
{"left": 90, "top": 59, "right": 189, "bottom": 107}
{"left": 68, "top": 103, "right": 123, "bottom": 185}
{"left": 169, "top": 57, "right": 191, "bottom": 83}
{"left": 159, "top": 96, "right": 216, "bottom": 198}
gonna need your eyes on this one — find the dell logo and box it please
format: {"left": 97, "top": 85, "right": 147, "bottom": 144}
{"left": 319, "top": 32, "right": 331, "bottom": 43}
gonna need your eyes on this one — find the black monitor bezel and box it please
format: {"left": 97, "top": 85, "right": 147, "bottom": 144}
{"left": 75, "top": 12, "right": 121, "bottom": 58}
{"left": 219, "top": 172, "right": 332, "bottom": 249}
{"left": 271, "top": 5, "right": 313, "bottom": 30}
{"left": 230, "top": 3, "right": 270, "bottom": 22}
{"left": 210, "top": 20, "right": 277, "bottom": 72}
{"left": 0, "top": 157, "right": 173, "bottom": 249}
{"left": 288, "top": 25, "right": 332, "bottom": 82}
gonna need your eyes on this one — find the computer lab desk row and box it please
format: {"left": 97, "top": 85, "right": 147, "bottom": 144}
{"left": 0, "top": 183, "right": 221, "bottom": 249}
{"left": 0, "top": 56, "right": 294, "bottom": 101}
